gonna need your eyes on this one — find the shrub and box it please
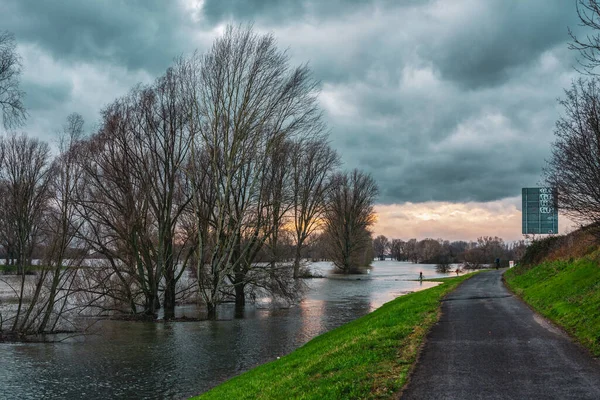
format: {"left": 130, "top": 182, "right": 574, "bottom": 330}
{"left": 435, "top": 263, "right": 451, "bottom": 273}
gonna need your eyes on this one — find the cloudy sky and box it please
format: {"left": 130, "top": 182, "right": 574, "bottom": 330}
{"left": 1, "top": 0, "right": 587, "bottom": 241}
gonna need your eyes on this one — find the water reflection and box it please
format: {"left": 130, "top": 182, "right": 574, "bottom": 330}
{"left": 0, "top": 261, "right": 453, "bottom": 399}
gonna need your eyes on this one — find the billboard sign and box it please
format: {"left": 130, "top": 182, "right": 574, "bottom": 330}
{"left": 522, "top": 187, "right": 558, "bottom": 235}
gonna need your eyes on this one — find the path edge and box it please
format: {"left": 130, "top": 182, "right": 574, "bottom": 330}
{"left": 393, "top": 271, "right": 483, "bottom": 399}
{"left": 502, "top": 269, "right": 600, "bottom": 361}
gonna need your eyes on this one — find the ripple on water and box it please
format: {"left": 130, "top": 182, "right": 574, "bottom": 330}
{"left": 0, "top": 261, "right": 453, "bottom": 399}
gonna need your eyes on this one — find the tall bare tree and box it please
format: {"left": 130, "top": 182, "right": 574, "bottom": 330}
{"left": 545, "top": 78, "right": 600, "bottom": 235}
{"left": 74, "top": 95, "right": 158, "bottom": 316}
{"left": 188, "top": 25, "right": 323, "bottom": 318}
{"left": 35, "top": 113, "right": 87, "bottom": 333}
{"left": 372, "top": 234, "right": 389, "bottom": 261}
{"left": 261, "top": 138, "right": 293, "bottom": 272}
{"left": 74, "top": 64, "right": 197, "bottom": 319}
{"left": 0, "top": 31, "right": 26, "bottom": 129}
{"left": 404, "top": 238, "right": 419, "bottom": 263}
{"left": 0, "top": 133, "right": 51, "bottom": 331}
{"left": 390, "top": 238, "right": 404, "bottom": 261}
{"left": 323, "top": 169, "right": 378, "bottom": 273}
{"left": 290, "top": 138, "right": 339, "bottom": 278}
{"left": 417, "top": 238, "right": 443, "bottom": 263}
{"left": 130, "top": 64, "right": 194, "bottom": 319}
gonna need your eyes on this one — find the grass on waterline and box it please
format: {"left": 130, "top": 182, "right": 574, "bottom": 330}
{"left": 194, "top": 273, "right": 477, "bottom": 400}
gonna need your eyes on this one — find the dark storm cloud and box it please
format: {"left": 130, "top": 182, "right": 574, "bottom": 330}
{"left": 21, "top": 81, "right": 73, "bottom": 111}
{"left": 201, "top": 0, "right": 391, "bottom": 24}
{"left": 0, "top": 0, "right": 587, "bottom": 206}
{"left": 0, "top": 0, "right": 189, "bottom": 73}
{"left": 427, "top": 2, "right": 575, "bottom": 89}
{"left": 324, "top": 34, "right": 576, "bottom": 204}
{"left": 261, "top": 0, "right": 582, "bottom": 204}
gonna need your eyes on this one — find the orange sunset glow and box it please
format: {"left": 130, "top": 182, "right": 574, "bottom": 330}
{"left": 373, "top": 198, "right": 575, "bottom": 242}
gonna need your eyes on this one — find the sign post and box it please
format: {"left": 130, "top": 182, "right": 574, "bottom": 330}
{"left": 522, "top": 187, "right": 558, "bottom": 235}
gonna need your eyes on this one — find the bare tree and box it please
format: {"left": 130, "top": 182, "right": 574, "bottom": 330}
{"left": 390, "top": 238, "right": 404, "bottom": 261}
{"left": 435, "top": 262, "right": 451, "bottom": 273}
{"left": 74, "top": 96, "right": 158, "bottom": 316}
{"left": 0, "top": 182, "right": 17, "bottom": 266}
{"left": 34, "top": 113, "right": 87, "bottom": 333}
{"left": 372, "top": 235, "right": 389, "bottom": 260}
{"left": 188, "top": 25, "right": 324, "bottom": 318}
{"left": 404, "top": 238, "right": 419, "bottom": 263}
{"left": 73, "top": 62, "right": 197, "bottom": 320}
{"left": 323, "top": 169, "right": 378, "bottom": 274}
{"left": 545, "top": 78, "right": 600, "bottom": 234}
{"left": 290, "top": 137, "right": 339, "bottom": 278}
{"left": 569, "top": 1, "right": 600, "bottom": 74}
{"left": 0, "top": 133, "right": 51, "bottom": 332}
{"left": 417, "top": 238, "right": 443, "bottom": 263}
{"left": 129, "top": 63, "right": 194, "bottom": 319}
{"left": 0, "top": 31, "right": 26, "bottom": 129}
{"left": 262, "top": 138, "right": 294, "bottom": 271}
{"left": 477, "top": 236, "right": 505, "bottom": 263}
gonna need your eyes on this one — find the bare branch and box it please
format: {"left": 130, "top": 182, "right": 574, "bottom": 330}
{"left": 0, "top": 31, "right": 27, "bottom": 129}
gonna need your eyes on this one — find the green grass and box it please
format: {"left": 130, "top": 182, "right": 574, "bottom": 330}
{"left": 505, "top": 256, "right": 600, "bottom": 357}
{"left": 194, "top": 273, "right": 476, "bottom": 400}
{"left": 0, "top": 264, "right": 68, "bottom": 272}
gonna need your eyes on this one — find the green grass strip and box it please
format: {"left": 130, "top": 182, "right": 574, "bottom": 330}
{"left": 194, "top": 273, "right": 476, "bottom": 400}
{"left": 505, "top": 258, "right": 600, "bottom": 357}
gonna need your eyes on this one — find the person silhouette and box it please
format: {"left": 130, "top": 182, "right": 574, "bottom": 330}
{"left": 419, "top": 271, "right": 423, "bottom": 281}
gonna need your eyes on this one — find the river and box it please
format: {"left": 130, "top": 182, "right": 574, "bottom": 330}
{"left": 0, "top": 261, "right": 456, "bottom": 399}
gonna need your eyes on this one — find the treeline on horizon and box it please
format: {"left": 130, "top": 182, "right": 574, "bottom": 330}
{"left": 236, "top": 233, "right": 528, "bottom": 268}
{"left": 355, "top": 235, "right": 526, "bottom": 267}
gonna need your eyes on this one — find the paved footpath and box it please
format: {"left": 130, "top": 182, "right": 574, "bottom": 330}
{"left": 401, "top": 269, "right": 600, "bottom": 400}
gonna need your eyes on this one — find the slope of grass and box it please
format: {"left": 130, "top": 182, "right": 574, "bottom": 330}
{"left": 194, "top": 273, "right": 476, "bottom": 400}
{"left": 505, "top": 255, "right": 600, "bottom": 356}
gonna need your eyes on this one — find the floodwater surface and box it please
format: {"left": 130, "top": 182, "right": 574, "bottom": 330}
{"left": 0, "top": 261, "right": 455, "bottom": 399}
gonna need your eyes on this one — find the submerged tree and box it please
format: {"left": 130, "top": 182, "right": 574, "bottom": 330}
{"left": 290, "top": 138, "right": 339, "bottom": 278}
{"left": 188, "top": 25, "right": 324, "bottom": 318}
{"left": 35, "top": 113, "right": 87, "bottom": 333}
{"left": 0, "top": 133, "right": 51, "bottom": 332}
{"left": 74, "top": 98, "right": 155, "bottom": 316}
{"left": 372, "top": 235, "right": 389, "bottom": 261}
{"left": 131, "top": 63, "right": 194, "bottom": 319}
{"left": 323, "top": 169, "right": 378, "bottom": 273}
{"left": 390, "top": 238, "right": 404, "bottom": 261}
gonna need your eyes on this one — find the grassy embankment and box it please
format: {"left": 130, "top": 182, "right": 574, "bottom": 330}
{"left": 195, "top": 273, "right": 476, "bottom": 400}
{"left": 505, "top": 230, "right": 600, "bottom": 357}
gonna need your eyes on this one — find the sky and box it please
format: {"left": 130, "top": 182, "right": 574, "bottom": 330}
{"left": 0, "top": 0, "right": 587, "bottom": 241}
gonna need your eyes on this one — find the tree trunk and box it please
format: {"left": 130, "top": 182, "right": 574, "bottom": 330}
{"left": 293, "top": 245, "right": 302, "bottom": 279}
{"left": 163, "top": 263, "right": 176, "bottom": 320}
{"left": 162, "top": 238, "right": 176, "bottom": 320}
{"left": 38, "top": 267, "right": 61, "bottom": 333}
{"left": 145, "top": 291, "right": 160, "bottom": 317}
{"left": 234, "top": 280, "right": 245, "bottom": 307}
{"left": 207, "top": 302, "right": 217, "bottom": 320}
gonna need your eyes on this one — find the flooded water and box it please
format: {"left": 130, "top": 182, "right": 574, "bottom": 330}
{"left": 0, "top": 261, "right": 456, "bottom": 399}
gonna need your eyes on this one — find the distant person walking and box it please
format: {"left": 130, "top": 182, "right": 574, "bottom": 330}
{"left": 456, "top": 268, "right": 460, "bottom": 276}
{"left": 419, "top": 271, "right": 423, "bottom": 281}
{"left": 495, "top": 258, "right": 500, "bottom": 270}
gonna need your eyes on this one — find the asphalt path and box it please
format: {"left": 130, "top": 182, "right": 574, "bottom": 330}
{"left": 400, "top": 269, "right": 600, "bottom": 400}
